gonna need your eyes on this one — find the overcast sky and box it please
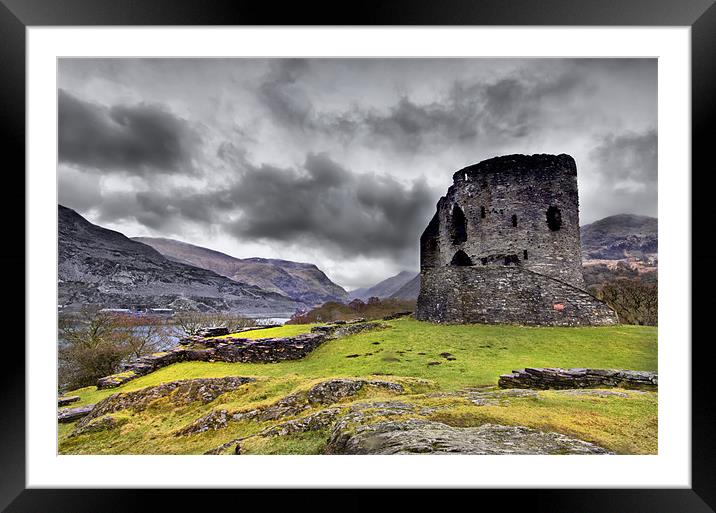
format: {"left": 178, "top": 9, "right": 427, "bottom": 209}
{"left": 58, "top": 58, "right": 657, "bottom": 290}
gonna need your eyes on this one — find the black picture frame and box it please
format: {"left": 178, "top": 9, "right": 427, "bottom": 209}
{"left": 2, "top": 0, "right": 714, "bottom": 511}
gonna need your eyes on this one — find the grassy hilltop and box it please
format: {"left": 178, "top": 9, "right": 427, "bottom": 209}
{"left": 59, "top": 318, "right": 658, "bottom": 455}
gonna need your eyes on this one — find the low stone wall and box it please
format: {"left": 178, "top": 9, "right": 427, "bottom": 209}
{"left": 311, "top": 320, "right": 388, "bottom": 338}
{"left": 417, "top": 266, "right": 618, "bottom": 326}
{"left": 97, "top": 321, "right": 393, "bottom": 390}
{"left": 498, "top": 368, "right": 657, "bottom": 390}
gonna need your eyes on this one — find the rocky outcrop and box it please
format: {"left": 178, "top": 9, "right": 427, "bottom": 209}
{"left": 326, "top": 419, "right": 611, "bottom": 455}
{"left": 232, "top": 393, "right": 309, "bottom": 423}
{"left": 258, "top": 408, "right": 341, "bottom": 437}
{"left": 70, "top": 414, "right": 127, "bottom": 437}
{"left": 498, "top": 368, "right": 657, "bottom": 390}
{"left": 58, "top": 404, "right": 95, "bottom": 423}
{"left": 306, "top": 379, "right": 404, "bottom": 405}
{"left": 175, "top": 410, "right": 232, "bottom": 436}
{"left": 79, "top": 377, "right": 254, "bottom": 428}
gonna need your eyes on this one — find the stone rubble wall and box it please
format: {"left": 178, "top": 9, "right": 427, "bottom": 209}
{"left": 417, "top": 266, "right": 617, "bottom": 326}
{"left": 97, "top": 321, "right": 389, "bottom": 390}
{"left": 498, "top": 368, "right": 657, "bottom": 390}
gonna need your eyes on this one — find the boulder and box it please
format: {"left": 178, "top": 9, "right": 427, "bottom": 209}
{"left": 58, "top": 395, "right": 80, "bottom": 406}
{"left": 58, "top": 404, "right": 95, "bottom": 423}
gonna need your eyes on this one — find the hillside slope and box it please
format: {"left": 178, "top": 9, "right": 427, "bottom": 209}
{"left": 348, "top": 270, "right": 418, "bottom": 300}
{"left": 133, "top": 237, "right": 346, "bottom": 307}
{"left": 581, "top": 214, "right": 657, "bottom": 263}
{"left": 389, "top": 274, "right": 421, "bottom": 300}
{"left": 58, "top": 205, "right": 299, "bottom": 315}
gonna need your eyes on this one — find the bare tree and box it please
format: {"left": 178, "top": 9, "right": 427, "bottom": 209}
{"left": 173, "top": 311, "right": 255, "bottom": 337}
{"left": 58, "top": 307, "right": 174, "bottom": 390}
{"left": 113, "top": 314, "right": 171, "bottom": 358}
{"left": 596, "top": 279, "right": 658, "bottom": 326}
{"left": 58, "top": 307, "right": 132, "bottom": 390}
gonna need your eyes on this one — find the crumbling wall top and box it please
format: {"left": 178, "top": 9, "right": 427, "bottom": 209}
{"left": 452, "top": 153, "right": 577, "bottom": 183}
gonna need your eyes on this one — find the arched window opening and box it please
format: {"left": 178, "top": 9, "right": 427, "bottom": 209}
{"left": 450, "top": 250, "right": 474, "bottom": 266}
{"left": 546, "top": 206, "right": 562, "bottom": 231}
{"left": 420, "top": 212, "right": 440, "bottom": 268}
{"left": 511, "top": 214, "right": 518, "bottom": 227}
{"left": 450, "top": 204, "right": 468, "bottom": 245}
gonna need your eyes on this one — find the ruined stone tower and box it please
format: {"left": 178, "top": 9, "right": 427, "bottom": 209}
{"left": 416, "top": 154, "right": 618, "bottom": 326}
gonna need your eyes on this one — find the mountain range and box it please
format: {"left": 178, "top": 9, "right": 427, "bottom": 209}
{"left": 133, "top": 237, "right": 347, "bottom": 306}
{"left": 58, "top": 205, "right": 656, "bottom": 312}
{"left": 580, "top": 214, "right": 657, "bottom": 264}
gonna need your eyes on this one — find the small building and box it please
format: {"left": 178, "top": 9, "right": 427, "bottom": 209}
{"left": 416, "top": 154, "right": 618, "bottom": 326}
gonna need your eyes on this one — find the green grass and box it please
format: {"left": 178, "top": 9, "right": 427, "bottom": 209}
{"left": 216, "top": 324, "right": 319, "bottom": 339}
{"left": 59, "top": 318, "right": 658, "bottom": 455}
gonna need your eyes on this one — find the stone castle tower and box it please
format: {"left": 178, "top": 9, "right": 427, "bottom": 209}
{"left": 416, "top": 154, "right": 618, "bottom": 326}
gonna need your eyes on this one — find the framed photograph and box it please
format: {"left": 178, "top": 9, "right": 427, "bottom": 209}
{"left": 4, "top": 0, "right": 714, "bottom": 510}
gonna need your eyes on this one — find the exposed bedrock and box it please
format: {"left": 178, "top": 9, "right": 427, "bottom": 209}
{"left": 326, "top": 419, "right": 611, "bottom": 455}
{"left": 79, "top": 376, "right": 254, "bottom": 429}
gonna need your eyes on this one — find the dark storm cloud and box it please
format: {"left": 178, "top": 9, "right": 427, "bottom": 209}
{"left": 58, "top": 89, "right": 200, "bottom": 175}
{"left": 86, "top": 152, "right": 438, "bottom": 263}
{"left": 227, "top": 153, "right": 437, "bottom": 261}
{"left": 587, "top": 129, "right": 658, "bottom": 218}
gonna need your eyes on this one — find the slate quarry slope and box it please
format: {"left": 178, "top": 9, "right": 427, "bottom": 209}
{"left": 58, "top": 205, "right": 299, "bottom": 314}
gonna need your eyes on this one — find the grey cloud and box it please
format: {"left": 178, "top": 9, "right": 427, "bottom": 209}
{"left": 256, "top": 61, "right": 587, "bottom": 153}
{"left": 58, "top": 89, "right": 200, "bottom": 175}
{"left": 227, "top": 153, "right": 437, "bottom": 263}
{"left": 85, "top": 152, "right": 439, "bottom": 266}
{"left": 586, "top": 129, "right": 658, "bottom": 219}
{"left": 258, "top": 59, "right": 314, "bottom": 128}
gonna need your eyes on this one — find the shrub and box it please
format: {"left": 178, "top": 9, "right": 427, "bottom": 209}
{"left": 58, "top": 307, "right": 170, "bottom": 390}
{"left": 593, "top": 279, "right": 658, "bottom": 326}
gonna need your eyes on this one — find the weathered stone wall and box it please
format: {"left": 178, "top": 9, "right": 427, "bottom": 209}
{"left": 498, "top": 368, "right": 658, "bottom": 390}
{"left": 97, "top": 321, "right": 391, "bottom": 389}
{"left": 417, "top": 266, "right": 617, "bottom": 326}
{"left": 417, "top": 154, "right": 618, "bottom": 326}
{"left": 97, "top": 333, "right": 327, "bottom": 389}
